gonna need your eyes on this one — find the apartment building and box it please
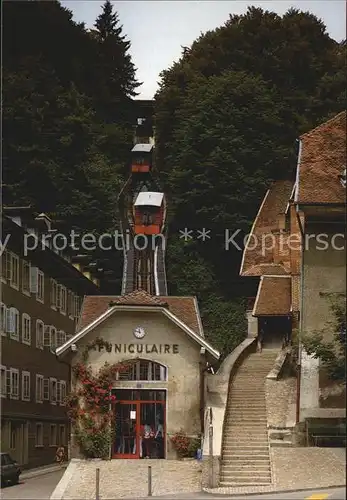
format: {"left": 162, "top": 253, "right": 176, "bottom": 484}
{"left": 0, "top": 209, "right": 101, "bottom": 469}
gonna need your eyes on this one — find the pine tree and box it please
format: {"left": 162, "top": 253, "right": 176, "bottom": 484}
{"left": 94, "top": 0, "right": 121, "bottom": 42}
{"left": 92, "top": 0, "right": 141, "bottom": 115}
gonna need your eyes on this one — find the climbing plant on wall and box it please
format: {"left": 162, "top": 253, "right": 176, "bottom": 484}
{"left": 66, "top": 337, "right": 138, "bottom": 458}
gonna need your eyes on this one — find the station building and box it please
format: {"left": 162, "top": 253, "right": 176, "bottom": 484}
{"left": 56, "top": 290, "right": 220, "bottom": 459}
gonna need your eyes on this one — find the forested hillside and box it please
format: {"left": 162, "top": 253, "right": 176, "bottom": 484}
{"left": 3, "top": 0, "right": 139, "bottom": 231}
{"left": 3, "top": 2, "right": 345, "bottom": 355}
{"left": 155, "top": 7, "right": 345, "bottom": 355}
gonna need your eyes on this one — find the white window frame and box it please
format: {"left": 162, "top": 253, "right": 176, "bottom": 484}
{"left": 5, "top": 250, "right": 12, "bottom": 281}
{"left": 22, "top": 260, "right": 31, "bottom": 296}
{"left": 43, "top": 378, "right": 50, "bottom": 400}
{"left": 49, "top": 424, "right": 57, "bottom": 447}
{"left": 57, "top": 330, "right": 66, "bottom": 348}
{"left": 37, "top": 270, "right": 44, "bottom": 303}
{"left": 10, "top": 252, "right": 19, "bottom": 290}
{"left": 22, "top": 371, "right": 30, "bottom": 401}
{"left": 9, "top": 368, "right": 19, "bottom": 400}
{"left": 73, "top": 295, "right": 81, "bottom": 320}
{"left": 36, "top": 423, "right": 44, "bottom": 447}
{"left": 0, "top": 303, "right": 6, "bottom": 336}
{"left": 0, "top": 365, "right": 6, "bottom": 398}
{"left": 60, "top": 285, "right": 67, "bottom": 315}
{"left": 22, "top": 313, "right": 31, "bottom": 345}
{"left": 60, "top": 380, "right": 67, "bottom": 406}
{"left": 67, "top": 291, "right": 74, "bottom": 319}
{"left": 36, "top": 374, "right": 44, "bottom": 403}
{"left": 7, "top": 307, "right": 20, "bottom": 340}
{"left": 50, "top": 279, "right": 58, "bottom": 309}
{"left": 50, "top": 326, "right": 57, "bottom": 352}
{"left": 50, "top": 377, "right": 57, "bottom": 405}
{"left": 36, "top": 320, "right": 44, "bottom": 349}
{"left": 1, "top": 250, "right": 6, "bottom": 283}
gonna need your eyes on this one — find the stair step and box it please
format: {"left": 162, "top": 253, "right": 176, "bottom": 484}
{"left": 223, "top": 432, "right": 268, "bottom": 442}
{"left": 225, "top": 417, "right": 267, "bottom": 421}
{"left": 220, "top": 480, "right": 272, "bottom": 486}
{"left": 229, "top": 404, "right": 267, "bottom": 407}
{"left": 223, "top": 442, "right": 268, "bottom": 448}
{"left": 222, "top": 464, "right": 270, "bottom": 470}
{"left": 221, "top": 469, "right": 271, "bottom": 476}
{"left": 225, "top": 436, "right": 269, "bottom": 439}
{"left": 270, "top": 440, "right": 293, "bottom": 447}
{"left": 223, "top": 454, "right": 270, "bottom": 460}
{"left": 222, "top": 458, "right": 270, "bottom": 465}
{"left": 220, "top": 477, "right": 272, "bottom": 483}
{"left": 223, "top": 437, "right": 268, "bottom": 442}
{"left": 223, "top": 445, "right": 269, "bottom": 450}
{"left": 225, "top": 424, "right": 267, "bottom": 428}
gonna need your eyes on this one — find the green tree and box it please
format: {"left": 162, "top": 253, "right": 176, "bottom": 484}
{"left": 91, "top": 0, "right": 141, "bottom": 123}
{"left": 155, "top": 6, "right": 345, "bottom": 354}
{"left": 3, "top": 0, "right": 139, "bottom": 233}
{"left": 3, "top": 58, "right": 122, "bottom": 232}
{"left": 299, "top": 295, "right": 346, "bottom": 382}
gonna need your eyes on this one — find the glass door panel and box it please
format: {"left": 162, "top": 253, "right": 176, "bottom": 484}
{"left": 139, "top": 402, "right": 165, "bottom": 459}
{"left": 114, "top": 402, "right": 139, "bottom": 458}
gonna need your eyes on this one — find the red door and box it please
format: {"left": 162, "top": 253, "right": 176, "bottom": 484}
{"left": 113, "top": 391, "right": 166, "bottom": 459}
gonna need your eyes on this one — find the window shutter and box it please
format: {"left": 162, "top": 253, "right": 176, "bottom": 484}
{"left": 60, "top": 382, "right": 66, "bottom": 404}
{"left": 6, "top": 369, "right": 11, "bottom": 396}
{"left": 50, "top": 327, "right": 57, "bottom": 351}
{"left": 5, "top": 252, "right": 12, "bottom": 280}
{"left": 56, "top": 285, "right": 61, "bottom": 309}
{"left": 30, "top": 266, "right": 39, "bottom": 293}
{"left": 57, "top": 381, "right": 61, "bottom": 403}
{"left": 57, "top": 330, "right": 66, "bottom": 347}
{"left": 1, "top": 305, "right": 7, "bottom": 333}
{"left": 43, "top": 378, "right": 49, "bottom": 400}
{"left": 6, "top": 308, "right": 15, "bottom": 333}
{"left": 44, "top": 325, "right": 51, "bottom": 347}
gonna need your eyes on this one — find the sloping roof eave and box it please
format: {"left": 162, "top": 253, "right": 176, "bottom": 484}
{"left": 56, "top": 305, "right": 219, "bottom": 359}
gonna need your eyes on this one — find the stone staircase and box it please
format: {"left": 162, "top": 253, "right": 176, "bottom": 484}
{"left": 220, "top": 349, "right": 279, "bottom": 487}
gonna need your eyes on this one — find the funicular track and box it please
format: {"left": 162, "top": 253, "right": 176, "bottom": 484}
{"left": 119, "top": 168, "right": 167, "bottom": 296}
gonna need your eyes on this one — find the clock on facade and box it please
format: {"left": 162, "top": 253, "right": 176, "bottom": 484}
{"left": 133, "top": 326, "right": 146, "bottom": 339}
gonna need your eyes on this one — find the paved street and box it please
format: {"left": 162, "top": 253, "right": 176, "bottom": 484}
{"left": 1, "top": 470, "right": 64, "bottom": 499}
{"left": 0, "top": 470, "right": 345, "bottom": 500}
{"left": 157, "top": 487, "right": 346, "bottom": 499}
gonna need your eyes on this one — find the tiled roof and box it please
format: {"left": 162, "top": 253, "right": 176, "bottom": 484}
{"left": 240, "top": 180, "right": 294, "bottom": 276}
{"left": 110, "top": 290, "right": 167, "bottom": 307}
{"left": 77, "top": 290, "right": 203, "bottom": 337}
{"left": 253, "top": 276, "right": 291, "bottom": 316}
{"left": 296, "top": 111, "right": 346, "bottom": 204}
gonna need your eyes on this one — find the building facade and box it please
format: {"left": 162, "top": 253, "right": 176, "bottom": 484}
{"left": 56, "top": 290, "right": 219, "bottom": 460}
{"left": 294, "top": 111, "right": 346, "bottom": 416}
{"left": 240, "top": 111, "right": 346, "bottom": 422}
{"left": 0, "top": 210, "right": 101, "bottom": 469}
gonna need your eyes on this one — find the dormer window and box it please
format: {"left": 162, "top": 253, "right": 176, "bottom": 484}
{"left": 339, "top": 167, "right": 346, "bottom": 188}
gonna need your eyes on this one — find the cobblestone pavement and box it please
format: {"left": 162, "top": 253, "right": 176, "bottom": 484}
{"left": 56, "top": 459, "right": 202, "bottom": 499}
{"left": 1, "top": 470, "right": 64, "bottom": 499}
{"left": 204, "top": 448, "right": 346, "bottom": 495}
{"left": 265, "top": 376, "right": 296, "bottom": 427}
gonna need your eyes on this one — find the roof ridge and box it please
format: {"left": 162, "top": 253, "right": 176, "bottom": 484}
{"left": 299, "top": 111, "right": 346, "bottom": 139}
{"left": 110, "top": 289, "right": 168, "bottom": 307}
